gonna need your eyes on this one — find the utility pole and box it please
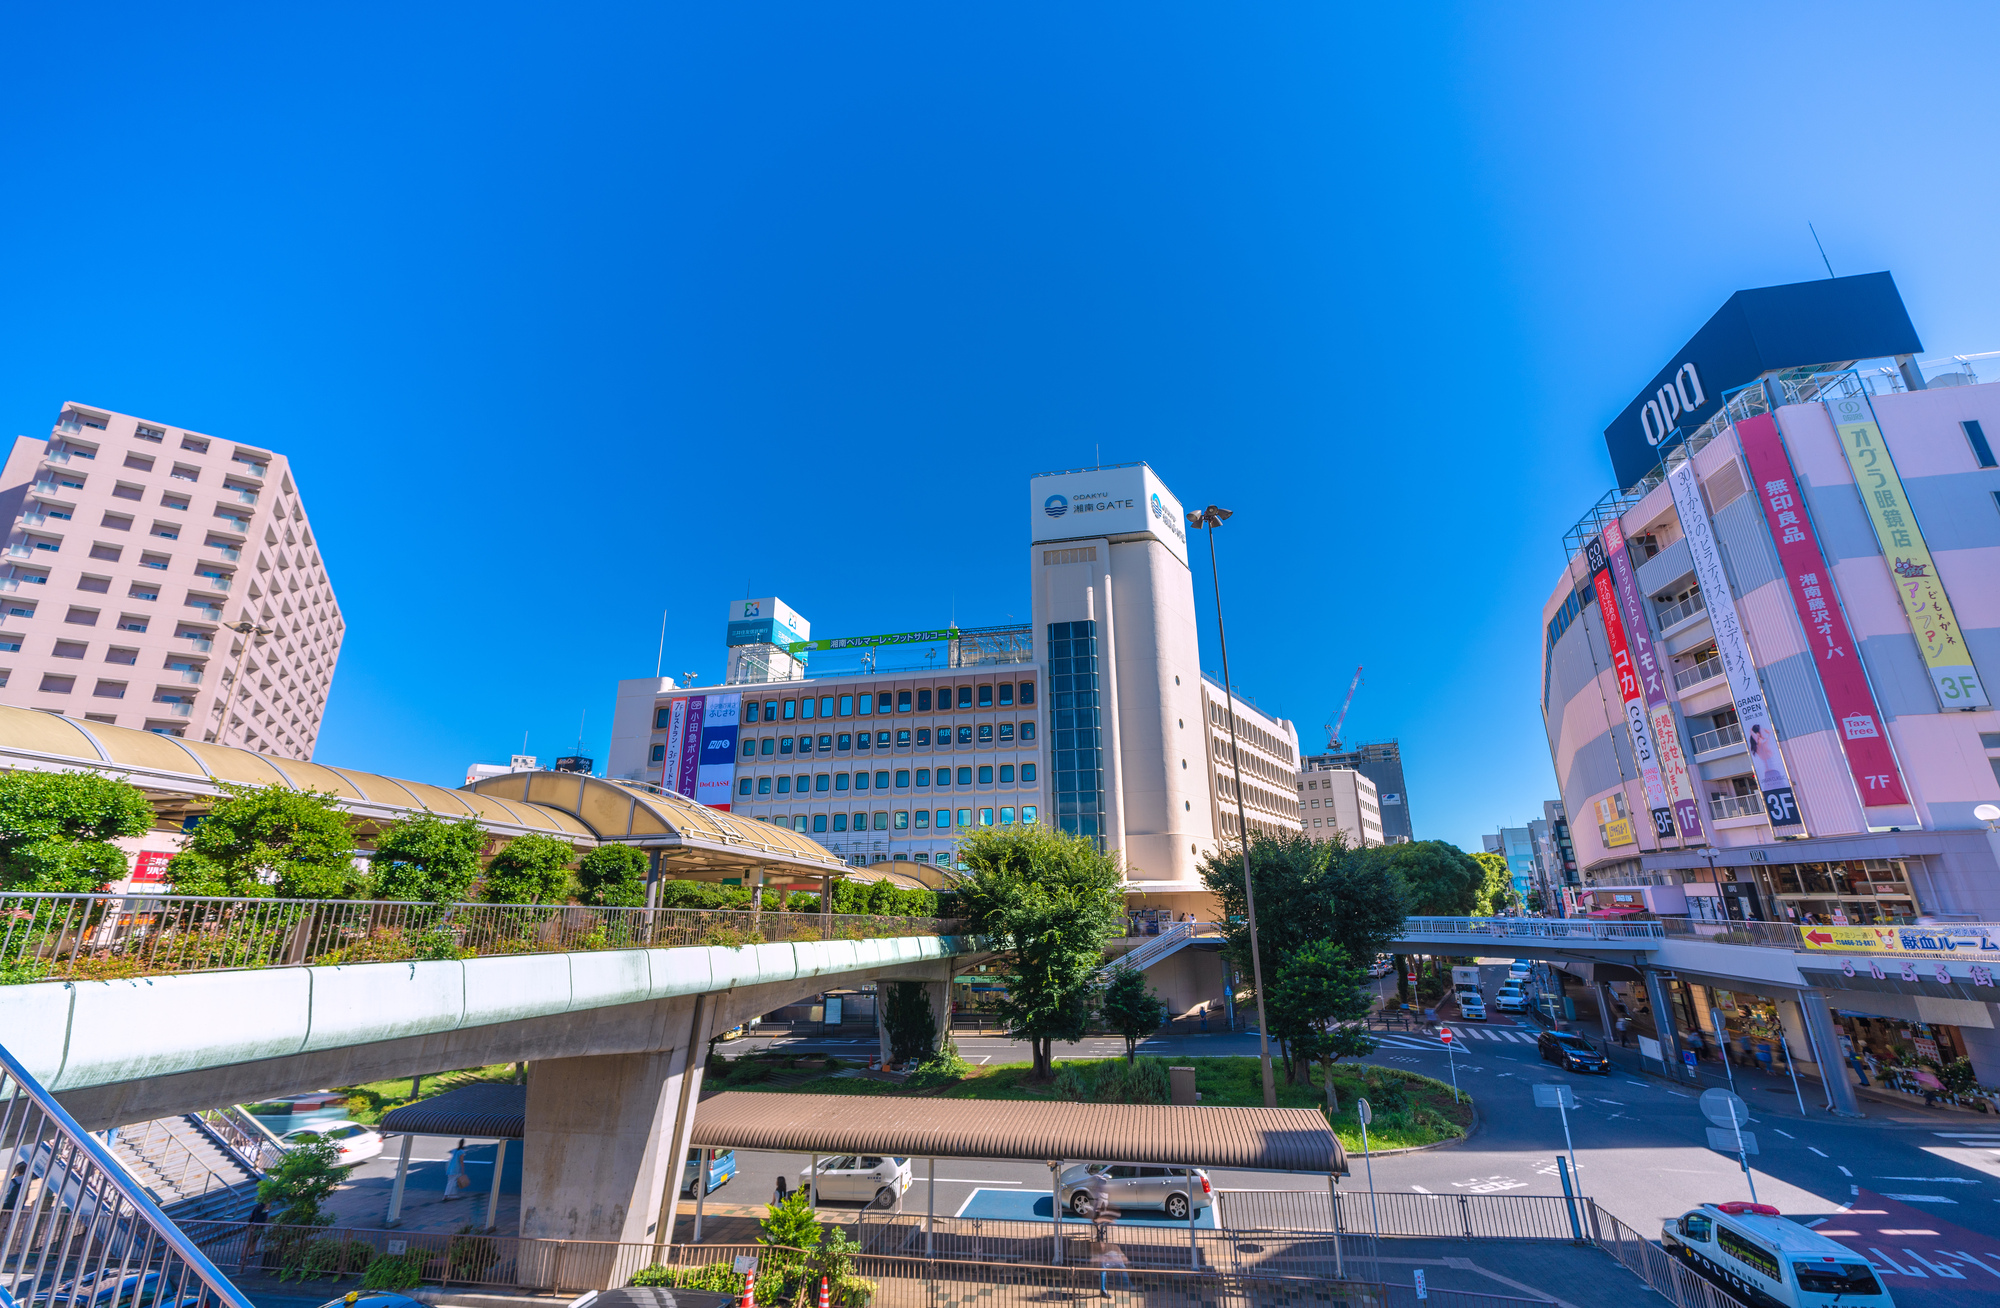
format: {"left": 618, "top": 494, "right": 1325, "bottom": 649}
{"left": 221, "top": 620, "right": 273, "bottom": 746}
{"left": 1189, "top": 504, "right": 1277, "bottom": 1110}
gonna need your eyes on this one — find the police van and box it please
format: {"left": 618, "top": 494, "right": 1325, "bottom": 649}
{"left": 1661, "top": 1202, "right": 1892, "bottom": 1308}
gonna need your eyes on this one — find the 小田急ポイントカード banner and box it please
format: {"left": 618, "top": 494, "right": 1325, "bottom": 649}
{"left": 1667, "top": 457, "right": 1805, "bottom": 834}
{"left": 1584, "top": 535, "right": 1674, "bottom": 842}
{"left": 1603, "top": 523, "right": 1704, "bottom": 842}
{"left": 1736, "top": 411, "right": 1911, "bottom": 808}
{"left": 1823, "top": 389, "right": 1991, "bottom": 709}
{"left": 677, "top": 695, "right": 705, "bottom": 800}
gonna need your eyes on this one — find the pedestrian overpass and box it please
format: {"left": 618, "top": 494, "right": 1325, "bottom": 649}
{"left": 1386, "top": 915, "right": 2000, "bottom": 1118}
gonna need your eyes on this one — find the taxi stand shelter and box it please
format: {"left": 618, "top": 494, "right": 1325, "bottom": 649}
{"left": 686, "top": 1091, "right": 1350, "bottom": 1271}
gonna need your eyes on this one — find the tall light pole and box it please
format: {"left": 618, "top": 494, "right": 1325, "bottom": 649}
{"left": 222, "top": 620, "right": 272, "bottom": 747}
{"left": 1189, "top": 505, "right": 1277, "bottom": 1110}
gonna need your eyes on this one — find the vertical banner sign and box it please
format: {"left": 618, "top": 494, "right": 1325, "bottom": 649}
{"left": 1735, "top": 412, "right": 1912, "bottom": 807}
{"left": 1603, "top": 524, "right": 1705, "bottom": 842}
{"left": 1584, "top": 537, "right": 1673, "bottom": 840}
{"left": 661, "top": 698, "right": 689, "bottom": 795}
{"left": 1667, "top": 459, "right": 1805, "bottom": 833}
{"left": 676, "top": 696, "right": 705, "bottom": 800}
{"left": 695, "top": 693, "right": 741, "bottom": 809}
{"left": 1824, "top": 391, "right": 1991, "bottom": 709}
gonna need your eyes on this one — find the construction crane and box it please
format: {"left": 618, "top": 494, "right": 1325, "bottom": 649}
{"left": 1323, "top": 665, "right": 1364, "bottom": 752}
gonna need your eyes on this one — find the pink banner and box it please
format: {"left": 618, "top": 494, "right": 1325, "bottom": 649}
{"left": 1603, "top": 524, "right": 1704, "bottom": 842}
{"left": 676, "top": 695, "right": 705, "bottom": 799}
{"left": 1736, "top": 412, "right": 1910, "bottom": 807}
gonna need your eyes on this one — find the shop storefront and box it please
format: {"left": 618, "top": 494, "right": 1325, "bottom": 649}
{"left": 1749, "top": 859, "right": 1921, "bottom": 925}
{"left": 1830, "top": 1009, "right": 1984, "bottom": 1107}
{"left": 1707, "top": 990, "right": 1807, "bottom": 1074}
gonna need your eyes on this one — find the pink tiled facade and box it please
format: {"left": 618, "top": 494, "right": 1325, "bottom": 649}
{"left": 0, "top": 403, "right": 342, "bottom": 758}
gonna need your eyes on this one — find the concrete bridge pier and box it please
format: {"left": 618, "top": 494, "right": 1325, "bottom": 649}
{"left": 518, "top": 993, "right": 713, "bottom": 1246}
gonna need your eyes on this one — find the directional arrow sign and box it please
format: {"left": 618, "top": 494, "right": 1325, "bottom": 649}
{"left": 1806, "top": 930, "right": 1835, "bottom": 946}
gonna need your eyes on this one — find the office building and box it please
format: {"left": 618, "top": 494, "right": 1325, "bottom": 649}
{"left": 1302, "top": 740, "right": 1411, "bottom": 841}
{"left": 1531, "top": 799, "right": 1579, "bottom": 911}
{"left": 609, "top": 463, "right": 1300, "bottom": 907}
{"left": 0, "top": 403, "right": 341, "bottom": 758}
{"left": 1482, "top": 826, "right": 1537, "bottom": 903}
{"left": 1541, "top": 272, "right": 2000, "bottom": 921}
{"left": 1296, "top": 762, "right": 1382, "bottom": 847}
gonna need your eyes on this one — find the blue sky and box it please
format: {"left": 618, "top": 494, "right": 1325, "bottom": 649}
{"left": 4, "top": 4, "right": 1998, "bottom": 852}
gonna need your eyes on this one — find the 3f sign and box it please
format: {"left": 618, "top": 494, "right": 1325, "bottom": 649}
{"left": 1640, "top": 363, "right": 1706, "bottom": 447}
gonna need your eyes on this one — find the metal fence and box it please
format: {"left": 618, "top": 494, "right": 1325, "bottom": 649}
{"left": 0, "top": 892, "right": 964, "bottom": 983}
{"left": 1215, "top": 1191, "right": 1584, "bottom": 1243}
{"left": 1586, "top": 1203, "right": 1751, "bottom": 1308}
{"left": 1397, "top": 918, "right": 1665, "bottom": 944}
{"left": 0, "top": 1043, "right": 254, "bottom": 1308}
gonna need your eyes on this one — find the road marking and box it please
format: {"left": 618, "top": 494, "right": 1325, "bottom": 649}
{"left": 1882, "top": 1194, "right": 1958, "bottom": 1203}
{"left": 1666, "top": 1090, "right": 1692, "bottom": 1098}
{"left": 1626, "top": 1081, "right": 1649, "bottom": 1088}
{"left": 1807, "top": 1218, "right": 1828, "bottom": 1227}
{"left": 1773, "top": 1129, "right": 1795, "bottom": 1139}
{"left": 1840, "top": 1166, "right": 1853, "bottom": 1177}
{"left": 1879, "top": 1177, "right": 1985, "bottom": 1185}
{"left": 1809, "top": 1147, "right": 1829, "bottom": 1158}
{"left": 936, "top": 1178, "right": 1020, "bottom": 1184}
{"left": 1412, "top": 1186, "right": 1431, "bottom": 1194}
{"left": 1591, "top": 1099, "right": 1625, "bottom": 1105}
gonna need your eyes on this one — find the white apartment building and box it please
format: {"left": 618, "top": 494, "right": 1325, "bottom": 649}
{"left": 1296, "top": 763, "right": 1382, "bottom": 847}
{"left": 1203, "top": 680, "right": 1303, "bottom": 842}
{"left": 0, "top": 403, "right": 342, "bottom": 758}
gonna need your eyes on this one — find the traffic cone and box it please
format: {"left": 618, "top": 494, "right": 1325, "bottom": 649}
{"left": 739, "top": 1270, "right": 755, "bottom": 1308}
{"left": 819, "top": 1277, "right": 830, "bottom": 1308}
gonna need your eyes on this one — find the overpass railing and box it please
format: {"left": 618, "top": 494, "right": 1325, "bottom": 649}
{"left": 1397, "top": 917, "right": 1665, "bottom": 943}
{"left": 1397, "top": 915, "right": 2000, "bottom": 960}
{"left": 0, "top": 892, "right": 965, "bottom": 985}
{"left": 0, "top": 1041, "right": 256, "bottom": 1308}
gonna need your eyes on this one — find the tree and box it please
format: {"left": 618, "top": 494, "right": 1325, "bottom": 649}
{"left": 576, "top": 844, "right": 649, "bottom": 908}
{"left": 947, "top": 825, "right": 1125, "bottom": 1079}
{"left": 1198, "top": 830, "right": 1407, "bottom": 979}
{"left": 1267, "top": 941, "right": 1377, "bottom": 1108}
{"left": 166, "top": 783, "right": 362, "bottom": 899}
{"left": 481, "top": 833, "right": 575, "bottom": 904}
{"left": 370, "top": 812, "right": 488, "bottom": 904}
{"left": 1099, "top": 965, "right": 1165, "bottom": 1063}
{"left": 883, "top": 981, "right": 937, "bottom": 1065}
{"left": 257, "top": 1134, "right": 347, "bottom": 1227}
{"left": 1473, "top": 851, "right": 1518, "bottom": 915}
{"left": 1359, "top": 841, "right": 1486, "bottom": 918}
{"left": 0, "top": 770, "right": 153, "bottom": 893}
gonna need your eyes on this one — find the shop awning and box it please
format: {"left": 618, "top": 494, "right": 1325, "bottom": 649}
{"left": 688, "top": 1091, "right": 1346, "bottom": 1174}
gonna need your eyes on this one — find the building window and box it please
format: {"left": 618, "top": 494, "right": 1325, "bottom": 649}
{"left": 840, "top": 695, "right": 853, "bottom": 716}
{"left": 856, "top": 732, "right": 871, "bottom": 751}
{"left": 876, "top": 730, "right": 891, "bottom": 748}
{"left": 958, "top": 808, "right": 973, "bottom": 827}
{"left": 1022, "top": 805, "right": 1038, "bottom": 823}
{"left": 757, "top": 777, "right": 772, "bottom": 795}
{"left": 818, "top": 696, "right": 834, "bottom": 717}
{"left": 741, "top": 740, "right": 756, "bottom": 759}
{"left": 650, "top": 744, "right": 666, "bottom": 763}
{"left": 957, "top": 725, "right": 973, "bottom": 744}
{"left": 1047, "top": 620, "right": 1104, "bottom": 845}
{"left": 1000, "top": 807, "right": 1016, "bottom": 824}
{"left": 1020, "top": 721, "right": 1037, "bottom": 741}
{"left": 895, "top": 770, "right": 910, "bottom": 788}
{"left": 978, "top": 685, "right": 993, "bottom": 708}
{"left": 897, "top": 729, "right": 911, "bottom": 747}
{"left": 837, "top": 733, "right": 852, "bottom": 751}
{"left": 814, "top": 814, "right": 828, "bottom": 832}
{"left": 796, "top": 735, "right": 811, "bottom": 754}
{"left": 857, "top": 694, "right": 872, "bottom": 716}
{"left": 1965, "top": 420, "right": 1998, "bottom": 469}
{"left": 914, "top": 809, "right": 929, "bottom": 829}
{"left": 958, "top": 767, "right": 973, "bottom": 785}
{"left": 875, "top": 770, "right": 891, "bottom": 789}
{"left": 816, "top": 773, "right": 830, "bottom": 792}
{"left": 801, "top": 697, "right": 817, "bottom": 720}
{"left": 898, "top": 690, "right": 912, "bottom": 712}
{"left": 833, "top": 814, "right": 848, "bottom": 832}
{"left": 1000, "top": 765, "right": 1014, "bottom": 783}
{"left": 835, "top": 773, "right": 850, "bottom": 791}
{"left": 39, "top": 674, "right": 74, "bottom": 694}
{"left": 779, "top": 736, "right": 794, "bottom": 755}
{"left": 916, "top": 769, "right": 930, "bottom": 786}
{"left": 978, "top": 765, "right": 994, "bottom": 784}
{"left": 1019, "top": 681, "right": 1036, "bottom": 705}
{"left": 999, "top": 723, "right": 1014, "bottom": 742}
{"left": 936, "top": 809, "right": 952, "bottom": 829}
{"left": 739, "top": 778, "right": 753, "bottom": 795}
{"left": 795, "top": 773, "right": 809, "bottom": 792}
{"left": 979, "top": 808, "right": 995, "bottom": 826}
{"left": 776, "top": 777, "right": 791, "bottom": 794}
{"left": 998, "top": 683, "right": 1014, "bottom": 707}
{"left": 894, "top": 810, "right": 909, "bottom": 829}
{"left": 917, "top": 689, "right": 932, "bottom": 711}
{"left": 958, "top": 686, "right": 972, "bottom": 709}
{"left": 745, "top": 701, "right": 760, "bottom": 723}
{"left": 1022, "top": 763, "right": 1037, "bottom": 783}
{"left": 783, "top": 699, "right": 797, "bottom": 720}
{"left": 916, "top": 728, "right": 931, "bottom": 746}
{"left": 978, "top": 724, "right": 993, "bottom": 743}
{"left": 820, "top": 734, "right": 834, "bottom": 751}
{"left": 855, "top": 812, "right": 871, "bottom": 831}
{"left": 935, "top": 769, "right": 950, "bottom": 788}
{"left": 855, "top": 772, "right": 870, "bottom": 791}
{"left": 760, "top": 737, "right": 775, "bottom": 756}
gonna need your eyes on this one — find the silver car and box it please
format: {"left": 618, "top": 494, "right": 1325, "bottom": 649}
{"left": 1059, "top": 1163, "right": 1211, "bottom": 1219}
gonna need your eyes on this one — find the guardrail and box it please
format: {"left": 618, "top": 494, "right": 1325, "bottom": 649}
{"left": 0, "top": 892, "right": 965, "bottom": 985}
{"left": 1395, "top": 917, "right": 1665, "bottom": 943}
{"left": 0, "top": 1043, "right": 256, "bottom": 1308}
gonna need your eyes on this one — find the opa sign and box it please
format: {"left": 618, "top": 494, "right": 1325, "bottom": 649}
{"left": 1639, "top": 362, "right": 1706, "bottom": 448}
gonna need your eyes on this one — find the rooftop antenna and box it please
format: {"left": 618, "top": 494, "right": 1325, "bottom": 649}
{"left": 1095, "top": 443, "right": 1100, "bottom": 469}
{"left": 521, "top": 729, "right": 529, "bottom": 753}
{"left": 656, "top": 607, "right": 668, "bottom": 679}
{"left": 576, "top": 708, "right": 586, "bottom": 754}
{"left": 1808, "top": 222, "right": 1835, "bottom": 279}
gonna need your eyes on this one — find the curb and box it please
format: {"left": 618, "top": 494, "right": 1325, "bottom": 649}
{"left": 1347, "top": 1094, "right": 1482, "bottom": 1156}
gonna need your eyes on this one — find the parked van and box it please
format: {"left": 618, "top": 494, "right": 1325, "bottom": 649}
{"left": 1662, "top": 1202, "right": 1892, "bottom": 1308}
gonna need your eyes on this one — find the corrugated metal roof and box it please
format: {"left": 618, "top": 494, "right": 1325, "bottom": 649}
{"left": 378, "top": 1082, "right": 525, "bottom": 1139}
{"left": 688, "top": 1092, "right": 1346, "bottom": 1174}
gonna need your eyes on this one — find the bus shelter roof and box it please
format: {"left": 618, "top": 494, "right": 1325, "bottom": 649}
{"left": 688, "top": 1091, "right": 1347, "bottom": 1175}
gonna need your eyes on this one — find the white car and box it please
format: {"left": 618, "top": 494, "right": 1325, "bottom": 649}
{"left": 1494, "top": 985, "right": 1529, "bottom": 1013}
{"left": 1058, "top": 1164, "right": 1212, "bottom": 1220}
{"left": 795, "top": 1155, "right": 913, "bottom": 1208}
{"left": 281, "top": 1122, "right": 383, "bottom": 1164}
{"left": 1455, "top": 989, "right": 1487, "bottom": 1021}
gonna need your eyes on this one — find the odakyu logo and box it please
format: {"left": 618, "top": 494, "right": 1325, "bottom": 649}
{"left": 1044, "top": 494, "right": 1069, "bottom": 519}
{"left": 1150, "top": 491, "right": 1187, "bottom": 544}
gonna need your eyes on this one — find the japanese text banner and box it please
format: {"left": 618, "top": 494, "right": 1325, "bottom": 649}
{"left": 1603, "top": 523, "right": 1703, "bottom": 842}
{"left": 1585, "top": 537, "right": 1672, "bottom": 841}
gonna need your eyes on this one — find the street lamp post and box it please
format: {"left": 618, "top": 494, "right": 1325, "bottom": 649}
{"left": 222, "top": 620, "right": 273, "bottom": 747}
{"left": 1188, "top": 505, "right": 1277, "bottom": 1110}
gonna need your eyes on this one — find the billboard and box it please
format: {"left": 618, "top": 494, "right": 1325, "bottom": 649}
{"left": 1029, "top": 463, "right": 1189, "bottom": 566}
{"left": 695, "top": 693, "right": 741, "bottom": 809}
{"left": 660, "top": 698, "right": 691, "bottom": 796}
{"left": 1583, "top": 537, "right": 1673, "bottom": 841}
{"left": 1667, "top": 459, "right": 1805, "bottom": 834}
{"left": 1823, "top": 391, "right": 1991, "bottom": 709}
{"left": 1602, "top": 524, "right": 1705, "bottom": 842}
{"left": 725, "top": 597, "right": 809, "bottom": 649}
{"left": 1602, "top": 273, "right": 1922, "bottom": 489}
{"left": 786, "top": 626, "right": 959, "bottom": 655}
{"left": 1735, "top": 411, "right": 1912, "bottom": 808}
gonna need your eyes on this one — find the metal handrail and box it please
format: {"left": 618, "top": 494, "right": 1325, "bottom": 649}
{"left": 1708, "top": 793, "right": 1761, "bottom": 820}
{"left": 1689, "top": 722, "right": 1743, "bottom": 754}
{"left": 0, "top": 1041, "right": 256, "bottom": 1308}
{"left": 1, "top": 892, "right": 966, "bottom": 984}
{"left": 1397, "top": 916, "right": 1665, "bottom": 942}
{"left": 1656, "top": 591, "right": 1707, "bottom": 629}
{"left": 1671, "top": 655, "right": 1722, "bottom": 691}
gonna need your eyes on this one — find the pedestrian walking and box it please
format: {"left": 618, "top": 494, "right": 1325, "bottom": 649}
{"left": 444, "top": 1140, "right": 470, "bottom": 1200}
{"left": 240, "top": 1199, "right": 269, "bottom": 1270}
{"left": 4, "top": 1161, "right": 25, "bottom": 1210}
{"left": 1615, "top": 1016, "right": 1631, "bottom": 1047}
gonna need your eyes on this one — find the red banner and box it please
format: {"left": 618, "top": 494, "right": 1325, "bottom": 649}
{"left": 1735, "top": 412, "right": 1909, "bottom": 807}
{"left": 131, "top": 850, "right": 173, "bottom": 882}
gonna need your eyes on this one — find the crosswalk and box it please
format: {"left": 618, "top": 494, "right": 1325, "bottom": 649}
{"left": 1370, "top": 1025, "right": 1542, "bottom": 1051}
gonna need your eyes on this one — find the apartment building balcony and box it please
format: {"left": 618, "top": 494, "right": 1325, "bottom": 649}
{"left": 200, "top": 575, "right": 233, "bottom": 593}
{"left": 229, "top": 489, "right": 258, "bottom": 506}
{"left": 19, "top": 513, "right": 47, "bottom": 529}
{"left": 231, "top": 460, "right": 268, "bottom": 481}
{"left": 1656, "top": 591, "right": 1707, "bottom": 630}
{"left": 1673, "top": 654, "right": 1723, "bottom": 692}
{"left": 169, "top": 668, "right": 204, "bottom": 685}
{"left": 41, "top": 450, "right": 89, "bottom": 468}
{"left": 208, "top": 544, "right": 242, "bottom": 562}
{"left": 152, "top": 701, "right": 194, "bottom": 718}
{"left": 177, "top": 634, "right": 215, "bottom": 652}
{"left": 1690, "top": 721, "right": 1744, "bottom": 755}
{"left": 1709, "top": 792, "right": 1762, "bottom": 821}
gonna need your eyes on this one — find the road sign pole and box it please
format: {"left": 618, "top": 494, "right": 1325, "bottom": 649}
{"left": 1357, "top": 1099, "right": 1380, "bottom": 1237}
{"left": 1779, "top": 1033, "right": 1807, "bottom": 1116}
{"left": 1729, "top": 1101, "right": 1758, "bottom": 1204}
{"left": 1442, "top": 1029, "right": 1459, "bottom": 1103}
{"left": 1712, "top": 1011, "right": 1735, "bottom": 1092}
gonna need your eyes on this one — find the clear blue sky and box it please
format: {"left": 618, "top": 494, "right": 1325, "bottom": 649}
{"left": 5, "top": 4, "right": 1998, "bottom": 853}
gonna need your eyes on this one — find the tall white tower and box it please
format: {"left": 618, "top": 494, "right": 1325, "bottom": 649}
{"left": 1028, "top": 463, "right": 1215, "bottom": 884}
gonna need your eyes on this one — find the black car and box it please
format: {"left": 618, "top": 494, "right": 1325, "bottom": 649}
{"left": 1537, "top": 1029, "right": 1612, "bottom": 1074}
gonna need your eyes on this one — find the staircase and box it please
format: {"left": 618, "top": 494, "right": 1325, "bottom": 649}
{"left": 106, "top": 1113, "right": 264, "bottom": 1223}
{"left": 1098, "top": 921, "right": 1198, "bottom": 978}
